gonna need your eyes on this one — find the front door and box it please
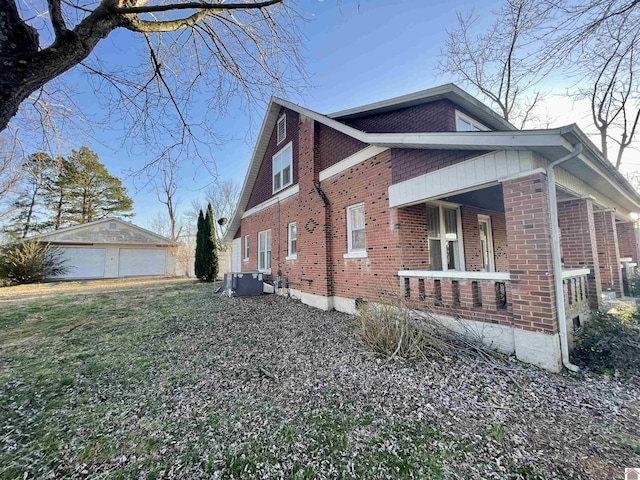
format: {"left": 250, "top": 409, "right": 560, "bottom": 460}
{"left": 478, "top": 215, "right": 495, "bottom": 272}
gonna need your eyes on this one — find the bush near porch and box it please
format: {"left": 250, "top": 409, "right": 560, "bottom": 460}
{"left": 573, "top": 309, "right": 640, "bottom": 375}
{"left": 0, "top": 278, "right": 638, "bottom": 479}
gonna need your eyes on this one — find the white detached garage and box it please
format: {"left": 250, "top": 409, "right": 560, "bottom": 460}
{"left": 30, "top": 218, "right": 179, "bottom": 280}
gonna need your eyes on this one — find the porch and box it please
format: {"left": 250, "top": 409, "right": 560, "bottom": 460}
{"left": 391, "top": 171, "right": 638, "bottom": 370}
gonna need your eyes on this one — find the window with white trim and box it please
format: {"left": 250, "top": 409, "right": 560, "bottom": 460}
{"left": 258, "top": 229, "right": 272, "bottom": 272}
{"left": 244, "top": 235, "right": 249, "bottom": 261}
{"left": 455, "top": 111, "right": 489, "bottom": 132}
{"left": 277, "top": 114, "right": 286, "bottom": 145}
{"left": 426, "top": 203, "right": 464, "bottom": 271}
{"left": 287, "top": 222, "right": 297, "bottom": 258}
{"left": 346, "top": 203, "right": 366, "bottom": 255}
{"left": 272, "top": 142, "right": 292, "bottom": 193}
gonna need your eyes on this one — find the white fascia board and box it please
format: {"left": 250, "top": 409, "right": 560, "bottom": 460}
{"left": 398, "top": 270, "right": 511, "bottom": 281}
{"left": 241, "top": 184, "right": 299, "bottom": 219}
{"left": 367, "top": 130, "right": 572, "bottom": 150}
{"left": 318, "top": 146, "right": 389, "bottom": 181}
{"left": 576, "top": 152, "right": 640, "bottom": 212}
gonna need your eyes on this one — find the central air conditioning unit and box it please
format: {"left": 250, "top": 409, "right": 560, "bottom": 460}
{"left": 222, "top": 272, "right": 264, "bottom": 297}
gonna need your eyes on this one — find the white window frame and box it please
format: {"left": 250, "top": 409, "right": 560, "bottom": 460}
{"left": 286, "top": 222, "right": 297, "bottom": 260}
{"left": 344, "top": 203, "right": 367, "bottom": 258}
{"left": 277, "top": 114, "right": 286, "bottom": 145}
{"left": 455, "top": 110, "right": 489, "bottom": 132}
{"left": 258, "top": 229, "right": 272, "bottom": 273}
{"left": 426, "top": 201, "right": 465, "bottom": 271}
{"left": 478, "top": 214, "right": 495, "bottom": 272}
{"left": 272, "top": 142, "right": 293, "bottom": 194}
{"left": 258, "top": 229, "right": 273, "bottom": 273}
{"left": 243, "top": 234, "right": 249, "bottom": 261}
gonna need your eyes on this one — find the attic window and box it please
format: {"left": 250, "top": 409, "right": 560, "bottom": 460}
{"left": 277, "top": 114, "right": 286, "bottom": 145}
{"left": 455, "top": 110, "right": 489, "bottom": 132}
{"left": 109, "top": 221, "right": 117, "bottom": 230}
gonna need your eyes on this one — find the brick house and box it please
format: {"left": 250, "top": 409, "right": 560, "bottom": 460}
{"left": 223, "top": 84, "right": 640, "bottom": 372}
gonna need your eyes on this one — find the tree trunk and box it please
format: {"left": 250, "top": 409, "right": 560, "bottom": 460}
{"left": 22, "top": 186, "right": 39, "bottom": 238}
{"left": 0, "top": 0, "right": 122, "bottom": 132}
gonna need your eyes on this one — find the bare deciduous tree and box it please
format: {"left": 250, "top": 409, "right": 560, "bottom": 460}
{"left": 0, "top": 136, "right": 22, "bottom": 203}
{"left": 152, "top": 159, "right": 182, "bottom": 241}
{"left": 437, "top": 0, "right": 551, "bottom": 128}
{"left": 1, "top": 0, "right": 304, "bottom": 163}
{"left": 190, "top": 179, "right": 240, "bottom": 247}
{"left": 538, "top": 0, "right": 640, "bottom": 168}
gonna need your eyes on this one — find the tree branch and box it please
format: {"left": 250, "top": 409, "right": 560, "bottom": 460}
{"left": 47, "top": 0, "right": 68, "bottom": 38}
{"left": 116, "top": 0, "right": 281, "bottom": 15}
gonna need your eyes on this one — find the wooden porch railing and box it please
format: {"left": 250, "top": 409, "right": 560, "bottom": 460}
{"left": 397, "top": 270, "right": 512, "bottom": 322}
{"left": 562, "top": 268, "right": 591, "bottom": 320}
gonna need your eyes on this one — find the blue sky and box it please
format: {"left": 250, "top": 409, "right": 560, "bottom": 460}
{"left": 35, "top": 0, "right": 607, "bottom": 228}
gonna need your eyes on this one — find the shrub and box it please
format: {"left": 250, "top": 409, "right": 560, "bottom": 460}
{"left": 0, "top": 240, "right": 68, "bottom": 285}
{"left": 627, "top": 273, "right": 640, "bottom": 298}
{"left": 572, "top": 310, "right": 640, "bottom": 375}
{"left": 355, "top": 300, "right": 445, "bottom": 361}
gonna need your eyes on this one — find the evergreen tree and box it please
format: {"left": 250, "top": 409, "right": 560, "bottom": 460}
{"left": 64, "top": 147, "right": 133, "bottom": 224}
{"left": 194, "top": 209, "right": 205, "bottom": 279}
{"left": 203, "top": 203, "right": 218, "bottom": 282}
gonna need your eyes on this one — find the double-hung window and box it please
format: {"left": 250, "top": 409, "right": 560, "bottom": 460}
{"left": 427, "top": 204, "right": 463, "bottom": 271}
{"left": 345, "top": 203, "right": 366, "bottom": 257}
{"left": 273, "top": 143, "right": 292, "bottom": 193}
{"left": 287, "top": 222, "right": 297, "bottom": 258}
{"left": 258, "top": 229, "right": 272, "bottom": 272}
{"left": 243, "top": 235, "right": 249, "bottom": 261}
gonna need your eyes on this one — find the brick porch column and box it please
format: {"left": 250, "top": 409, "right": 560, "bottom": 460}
{"left": 594, "top": 210, "right": 623, "bottom": 297}
{"left": 503, "top": 173, "right": 561, "bottom": 372}
{"left": 296, "top": 114, "right": 333, "bottom": 304}
{"left": 557, "top": 199, "right": 602, "bottom": 310}
{"left": 616, "top": 221, "right": 640, "bottom": 263}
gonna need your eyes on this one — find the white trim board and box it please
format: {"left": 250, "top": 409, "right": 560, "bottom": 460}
{"left": 399, "top": 270, "right": 511, "bottom": 281}
{"left": 242, "top": 184, "right": 299, "bottom": 219}
{"left": 319, "top": 146, "right": 389, "bottom": 181}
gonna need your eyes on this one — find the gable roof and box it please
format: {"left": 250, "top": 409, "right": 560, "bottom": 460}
{"left": 329, "top": 83, "right": 517, "bottom": 132}
{"left": 27, "top": 218, "right": 178, "bottom": 246}
{"left": 223, "top": 85, "right": 640, "bottom": 242}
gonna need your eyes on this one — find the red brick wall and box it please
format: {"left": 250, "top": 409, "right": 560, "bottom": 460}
{"left": 503, "top": 173, "right": 558, "bottom": 335}
{"left": 339, "top": 99, "right": 499, "bottom": 134}
{"left": 391, "top": 149, "right": 488, "bottom": 184}
{"left": 616, "top": 222, "right": 639, "bottom": 262}
{"left": 316, "top": 123, "right": 367, "bottom": 171}
{"left": 396, "top": 204, "right": 429, "bottom": 270}
{"left": 594, "top": 210, "right": 623, "bottom": 296}
{"left": 461, "top": 206, "right": 509, "bottom": 272}
{"left": 322, "top": 150, "right": 399, "bottom": 300}
{"left": 239, "top": 194, "right": 302, "bottom": 285}
{"left": 557, "top": 199, "right": 602, "bottom": 310}
{"left": 341, "top": 100, "right": 458, "bottom": 133}
{"left": 246, "top": 108, "right": 300, "bottom": 210}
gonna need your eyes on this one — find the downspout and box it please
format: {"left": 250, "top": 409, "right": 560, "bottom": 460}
{"left": 547, "top": 143, "right": 583, "bottom": 372}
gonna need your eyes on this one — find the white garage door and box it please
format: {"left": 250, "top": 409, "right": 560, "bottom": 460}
{"left": 231, "top": 238, "right": 241, "bottom": 272}
{"left": 54, "top": 248, "right": 106, "bottom": 279}
{"left": 118, "top": 248, "right": 167, "bottom": 277}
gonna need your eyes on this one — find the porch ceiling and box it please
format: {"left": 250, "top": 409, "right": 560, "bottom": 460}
{"left": 443, "top": 185, "right": 504, "bottom": 212}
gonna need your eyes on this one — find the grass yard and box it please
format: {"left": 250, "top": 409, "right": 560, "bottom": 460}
{"left": 1, "top": 278, "right": 639, "bottom": 479}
